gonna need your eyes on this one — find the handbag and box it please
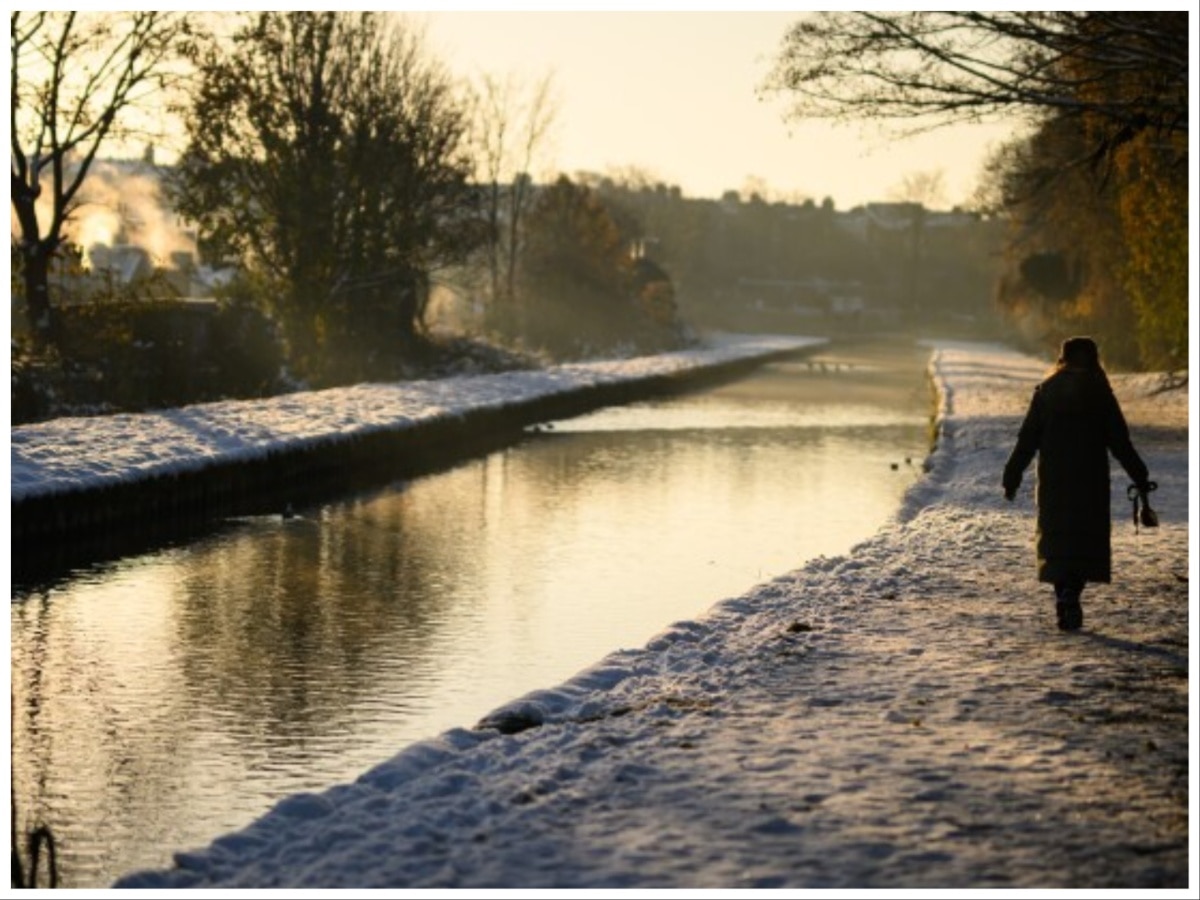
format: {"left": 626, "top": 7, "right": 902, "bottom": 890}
{"left": 1127, "top": 481, "right": 1159, "bottom": 532}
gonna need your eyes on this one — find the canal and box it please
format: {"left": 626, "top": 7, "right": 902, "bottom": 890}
{"left": 10, "top": 337, "right": 933, "bottom": 888}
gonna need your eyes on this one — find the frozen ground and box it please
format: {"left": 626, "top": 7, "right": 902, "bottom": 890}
{"left": 95, "top": 342, "right": 1194, "bottom": 889}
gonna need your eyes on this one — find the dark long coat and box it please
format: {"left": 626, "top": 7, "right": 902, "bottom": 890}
{"left": 1002, "top": 365, "right": 1149, "bottom": 584}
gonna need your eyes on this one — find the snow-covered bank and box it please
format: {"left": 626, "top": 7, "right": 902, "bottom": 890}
{"left": 10, "top": 334, "right": 821, "bottom": 503}
{"left": 113, "top": 341, "right": 1191, "bottom": 890}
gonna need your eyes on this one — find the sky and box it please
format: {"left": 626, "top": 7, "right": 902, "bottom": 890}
{"left": 93, "top": 341, "right": 1190, "bottom": 889}
{"left": 415, "top": 8, "right": 1024, "bottom": 209}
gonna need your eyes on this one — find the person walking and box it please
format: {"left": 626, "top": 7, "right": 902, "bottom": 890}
{"left": 1002, "top": 336, "right": 1153, "bottom": 631}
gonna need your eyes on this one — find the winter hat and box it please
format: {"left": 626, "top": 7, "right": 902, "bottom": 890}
{"left": 1059, "top": 336, "right": 1100, "bottom": 369}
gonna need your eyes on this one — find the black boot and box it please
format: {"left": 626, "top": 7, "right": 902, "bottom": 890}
{"left": 1058, "top": 597, "right": 1083, "bottom": 631}
{"left": 1054, "top": 584, "right": 1083, "bottom": 631}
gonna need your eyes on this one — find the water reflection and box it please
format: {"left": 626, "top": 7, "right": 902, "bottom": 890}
{"left": 11, "top": 339, "right": 932, "bottom": 887}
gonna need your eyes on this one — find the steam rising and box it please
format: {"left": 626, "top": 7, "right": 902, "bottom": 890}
{"left": 16, "top": 158, "right": 198, "bottom": 270}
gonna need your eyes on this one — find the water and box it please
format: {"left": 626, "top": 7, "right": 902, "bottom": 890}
{"left": 10, "top": 338, "right": 933, "bottom": 888}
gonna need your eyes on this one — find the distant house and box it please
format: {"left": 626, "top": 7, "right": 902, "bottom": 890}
{"left": 835, "top": 202, "right": 977, "bottom": 241}
{"left": 733, "top": 276, "right": 869, "bottom": 323}
{"left": 829, "top": 293, "right": 865, "bottom": 318}
{"left": 86, "top": 243, "right": 155, "bottom": 287}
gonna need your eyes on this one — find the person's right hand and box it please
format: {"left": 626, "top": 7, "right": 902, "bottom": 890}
{"left": 1003, "top": 472, "right": 1021, "bottom": 501}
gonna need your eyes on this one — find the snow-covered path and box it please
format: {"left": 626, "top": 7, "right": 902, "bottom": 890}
{"left": 115, "top": 342, "right": 1192, "bottom": 890}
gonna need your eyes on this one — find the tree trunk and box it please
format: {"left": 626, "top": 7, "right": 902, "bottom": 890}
{"left": 11, "top": 179, "right": 60, "bottom": 348}
{"left": 20, "top": 244, "right": 59, "bottom": 348}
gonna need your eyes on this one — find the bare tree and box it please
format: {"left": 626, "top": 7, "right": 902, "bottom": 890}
{"left": 888, "top": 169, "right": 947, "bottom": 209}
{"left": 739, "top": 175, "right": 775, "bottom": 205}
{"left": 884, "top": 170, "right": 947, "bottom": 320}
{"left": 763, "top": 12, "right": 1188, "bottom": 163}
{"left": 10, "top": 11, "right": 193, "bottom": 345}
{"left": 469, "top": 70, "right": 557, "bottom": 313}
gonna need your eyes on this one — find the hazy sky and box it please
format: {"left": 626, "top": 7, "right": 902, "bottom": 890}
{"left": 417, "top": 9, "right": 1024, "bottom": 209}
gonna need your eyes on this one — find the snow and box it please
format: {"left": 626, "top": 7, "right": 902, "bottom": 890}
{"left": 10, "top": 334, "right": 822, "bottom": 502}
{"left": 30, "top": 339, "right": 1197, "bottom": 890}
